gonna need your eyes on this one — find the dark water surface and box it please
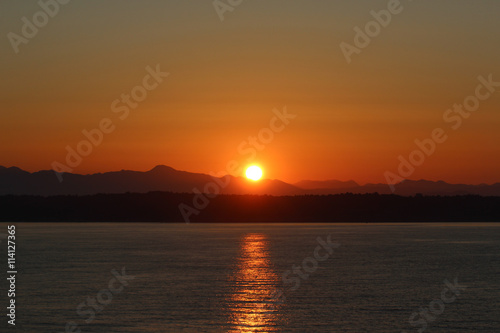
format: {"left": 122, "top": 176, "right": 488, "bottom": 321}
{"left": 1, "top": 223, "right": 499, "bottom": 332}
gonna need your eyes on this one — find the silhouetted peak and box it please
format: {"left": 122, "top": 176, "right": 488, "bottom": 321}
{"left": 149, "top": 165, "right": 176, "bottom": 173}
{"left": 0, "top": 166, "right": 29, "bottom": 175}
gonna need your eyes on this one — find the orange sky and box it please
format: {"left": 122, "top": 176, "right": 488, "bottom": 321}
{"left": 1, "top": 1, "right": 500, "bottom": 184}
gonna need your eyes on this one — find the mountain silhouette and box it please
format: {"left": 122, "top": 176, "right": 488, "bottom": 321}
{"left": 0, "top": 165, "right": 499, "bottom": 196}
{"left": 0, "top": 165, "right": 303, "bottom": 196}
{"left": 294, "top": 179, "right": 359, "bottom": 190}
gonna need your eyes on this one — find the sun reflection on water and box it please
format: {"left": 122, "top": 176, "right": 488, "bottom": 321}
{"left": 226, "top": 233, "right": 282, "bottom": 332}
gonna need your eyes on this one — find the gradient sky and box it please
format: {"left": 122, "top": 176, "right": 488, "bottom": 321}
{"left": 1, "top": 0, "right": 499, "bottom": 184}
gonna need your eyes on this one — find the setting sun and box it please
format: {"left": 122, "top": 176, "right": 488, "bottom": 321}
{"left": 245, "top": 166, "right": 263, "bottom": 181}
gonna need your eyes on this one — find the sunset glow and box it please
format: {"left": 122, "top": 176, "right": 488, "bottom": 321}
{"left": 245, "top": 166, "right": 263, "bottom": 181}
{"left": 2, "top": 1, "right": 500, "bottom": 333}
{"left": 1, "top": 2, "right": 499, "bottom": 185}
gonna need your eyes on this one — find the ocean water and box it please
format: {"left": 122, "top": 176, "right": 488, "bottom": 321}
{"left": 1, "top": 223, "right": 499, "bottom": 332}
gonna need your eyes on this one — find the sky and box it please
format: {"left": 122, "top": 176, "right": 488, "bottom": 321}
{"left": 1, "top": 0, "right": 499, "bottom": 184}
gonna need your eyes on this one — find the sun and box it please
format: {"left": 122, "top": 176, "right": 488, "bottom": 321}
{"left": 245, "top": 165, "right": 263, "bottom": 181}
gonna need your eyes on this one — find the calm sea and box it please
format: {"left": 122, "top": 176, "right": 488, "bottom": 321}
{"left": 1, "top": 223, "right": 499, "bottom": 332}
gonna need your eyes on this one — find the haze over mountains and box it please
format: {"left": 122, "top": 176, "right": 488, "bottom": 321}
{"left": 1, "top": 165, "right": 499, "bottom": 197}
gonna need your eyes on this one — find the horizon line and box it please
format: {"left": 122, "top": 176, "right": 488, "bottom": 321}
{"left": 1, "top": 164, "right": 498, "bottom": 187}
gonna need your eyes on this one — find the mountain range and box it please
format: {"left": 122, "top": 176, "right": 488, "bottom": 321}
{"left": 1, "top": 165, "right": 499, "bottom": 197}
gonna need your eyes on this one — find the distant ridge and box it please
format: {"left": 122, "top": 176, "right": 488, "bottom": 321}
{"left": 0, "top": 165, "right": 499, "bottom": 197}
{"left": 294, "top": 179, "right": 359, "bottom": 190}
{"left": 0, "top": 165, "right": 302, "bottom": 196}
